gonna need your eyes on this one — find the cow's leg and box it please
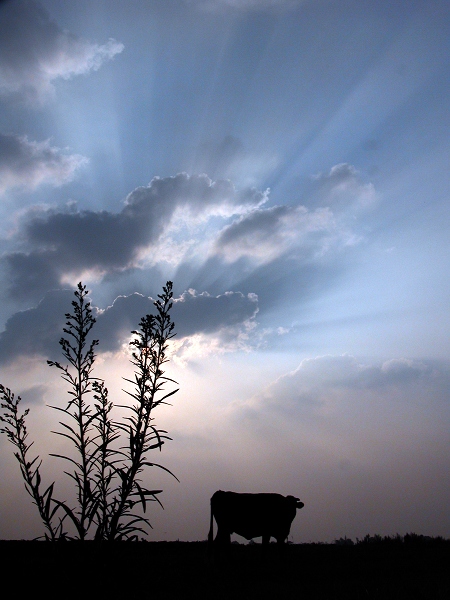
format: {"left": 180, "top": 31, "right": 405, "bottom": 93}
{"left": 275, "top": 535, "right": 288, "bottom": 560}
{"left": 261, "top": 534, "right": 271, "bottom": 560}
{"left": 213, "top": 527, "right": 231, "bottom": 564}
{"left": 215, "top": 529, "right": 231, "bottom": 545}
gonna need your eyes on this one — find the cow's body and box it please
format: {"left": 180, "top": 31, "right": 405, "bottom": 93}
{"left": 208, "top": 490, "right": 304, "bottom": 549}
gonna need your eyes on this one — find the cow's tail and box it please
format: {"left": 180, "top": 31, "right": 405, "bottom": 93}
{"left": 208, "top": 495, "right": 214, "bottom": 553}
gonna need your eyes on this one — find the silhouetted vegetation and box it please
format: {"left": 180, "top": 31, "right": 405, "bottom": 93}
{"left": 0, "top": 281, "right": 178, "bottom": 540}
{"left": 1, "top": 535, "right": 448, "bottom": 599}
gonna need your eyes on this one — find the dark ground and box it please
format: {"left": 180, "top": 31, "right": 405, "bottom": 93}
{"left": 2, "top": 537, "right": 449, "bottom": 599}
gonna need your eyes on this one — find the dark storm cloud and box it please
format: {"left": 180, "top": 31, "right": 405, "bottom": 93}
{"left": 0, "top": 286, "right": 259, "bottom": 364}
{"left": 4, "top": 173, "right": 267, "bottom": 301}
{"left": 0, "top": 0, "right": 123, "bottom": 104}
{"left": 0, "top": 133, "right": 87, "bottom": 194}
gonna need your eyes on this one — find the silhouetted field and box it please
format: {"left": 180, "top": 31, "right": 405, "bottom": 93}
{"left": 2, "top": 536, "right": 449, "bottom": 598}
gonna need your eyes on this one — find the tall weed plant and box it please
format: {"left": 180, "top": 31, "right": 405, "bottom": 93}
{"left": 0, "top": 281, "right": 178, "bottom": 541}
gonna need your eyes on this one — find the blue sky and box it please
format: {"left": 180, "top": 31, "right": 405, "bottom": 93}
{"left": 0, "top": 0, "right": 449, "bottom": 542}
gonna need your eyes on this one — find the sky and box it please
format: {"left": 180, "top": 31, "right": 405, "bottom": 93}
{"left": 0, "top": 0, "right": 449, "bottom": 543}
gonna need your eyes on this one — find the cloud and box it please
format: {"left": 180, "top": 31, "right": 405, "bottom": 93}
{"left": 0, "top": 0, "right": 124, "bottom": 104}
{"left": 0, "top": 286, "right": 259, "bottom": 365}
{"left": 214, "top": 204, "right": 338, "bottom": 265}
{"left": 174, "top": 288, "right": 259, "bottom": 336}
{"left": 2, "top": 163, "right": 375, "bottom": 348}
{"left": 94, "top": 287, "right": 259, "bottom": 353}
{"left": 0, "top": 289, "right": 73, "bottom": 365}
{"left": 212, "top": 163, "right": 375, "bottom": 267}
{"left": 238, "top": 354, "right": 446, "bottom": 423}
{"left": 13, "top": 384, "right": 47, "bottom": 407}
{"left": 0, "top": 133, "right": 88, "bottom": 195}
{"left": 312, "top": 163, "right": 377, "bottom": 212}
{"left": 294, "top": 354, "right": 434, "bottom": 389}
{"left": 227, "top": 353, "right": 450, "bottom": 519}
{"left": 164, "top": 162, "right": 376, "bottom": 316}
{"left": 3, "top": 173, "right": 267, "bottom": 301}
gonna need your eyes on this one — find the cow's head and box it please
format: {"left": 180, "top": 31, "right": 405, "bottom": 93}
{"left": 287, "top": 495, "right": 304, "bottom": 510}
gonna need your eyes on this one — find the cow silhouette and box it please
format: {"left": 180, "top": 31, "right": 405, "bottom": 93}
{"left": 208, "top": 490, "right": 304, "bottom": 552}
